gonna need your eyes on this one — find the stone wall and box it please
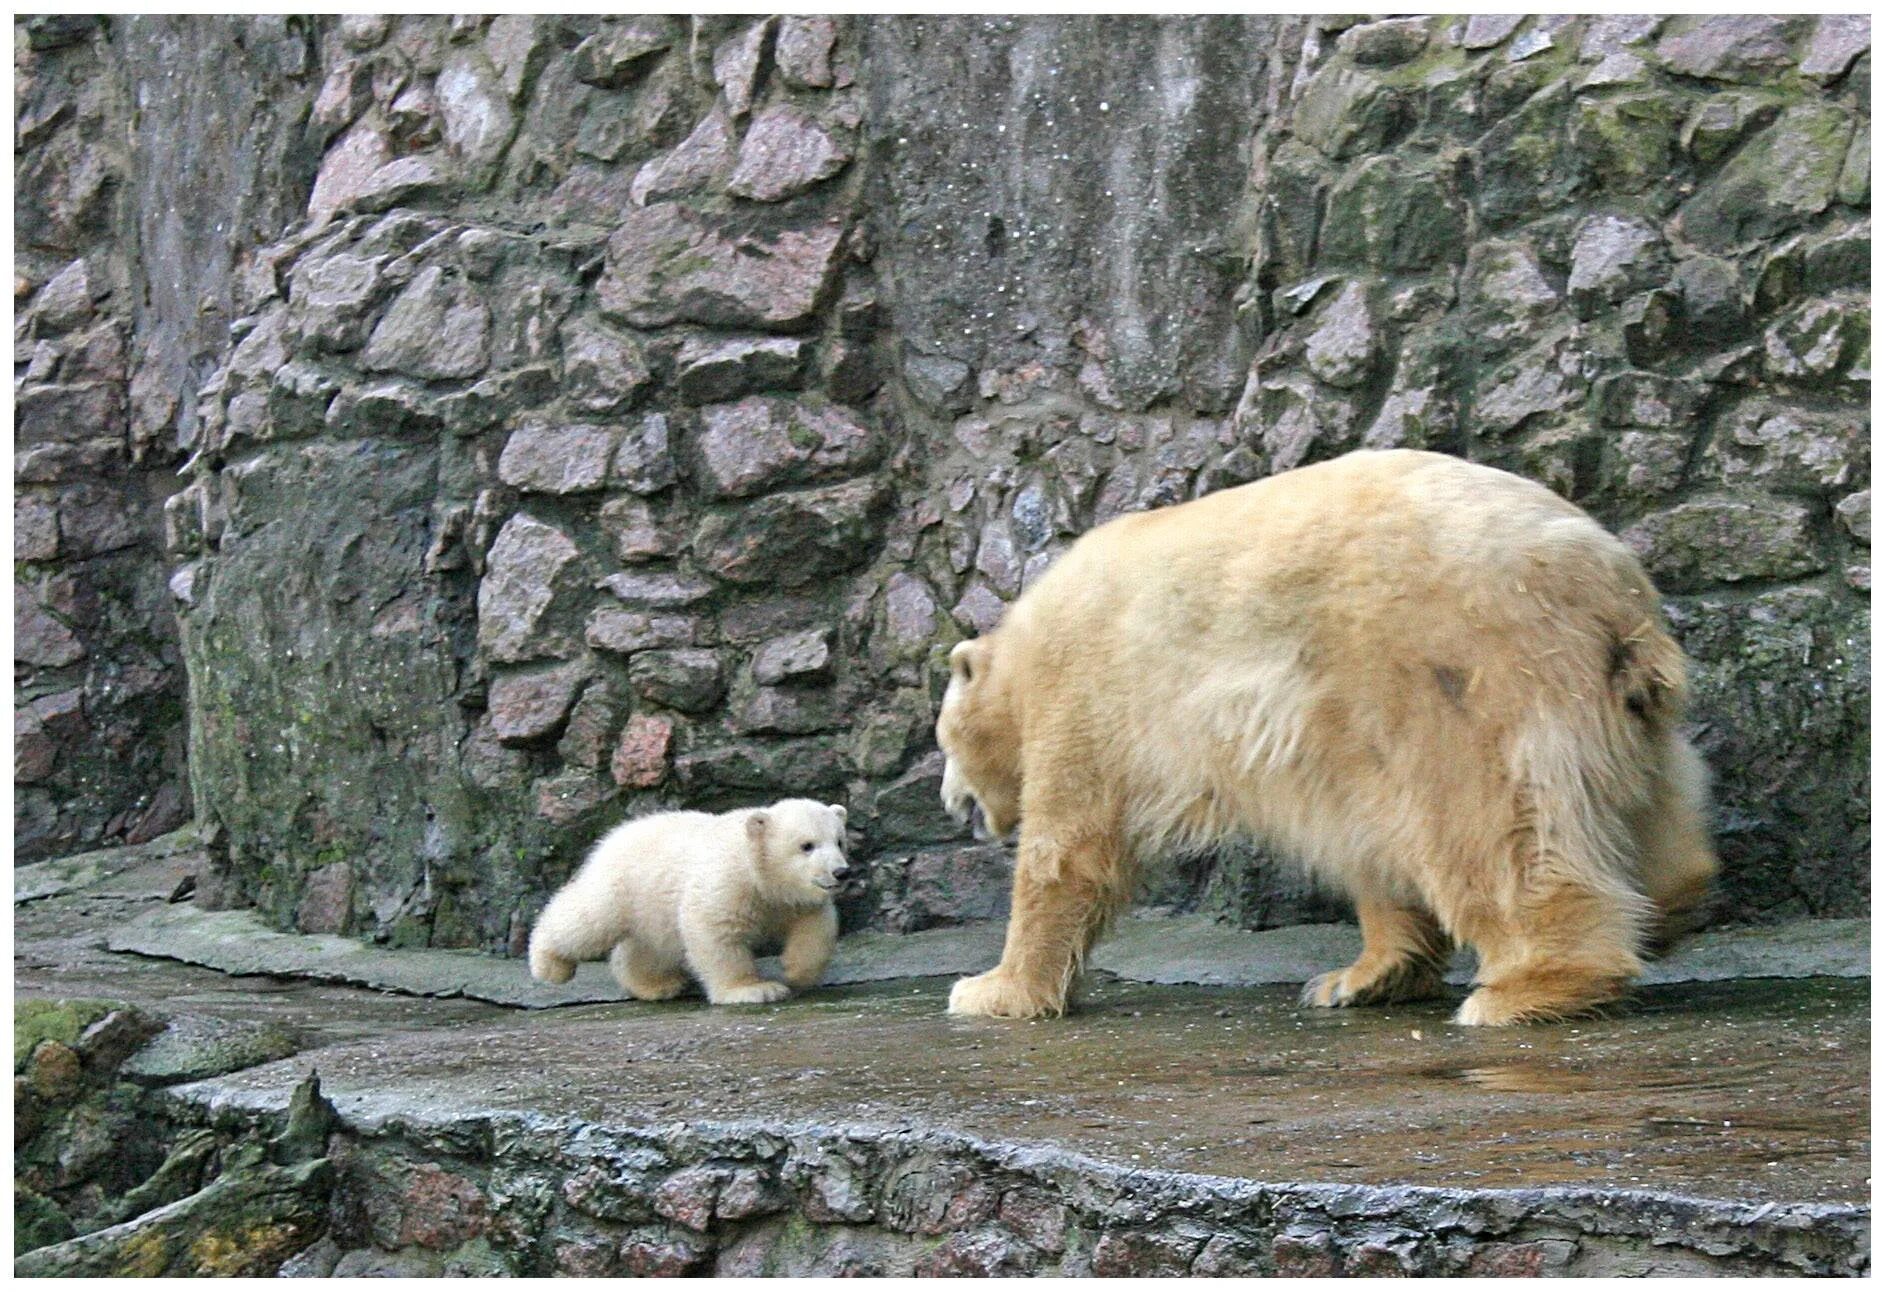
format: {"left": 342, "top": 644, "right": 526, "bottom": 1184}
{"left": 14, "top": 16, "right": 325, "bottom": 859}
{"left": 1238, "top": 15, "right": 1870, "bottom": 918}
{"left": 17, "top": 17, "right": 176, "bottom": 858}
{"left": 18, "top": 15, "right": 1870, "bottom": 944}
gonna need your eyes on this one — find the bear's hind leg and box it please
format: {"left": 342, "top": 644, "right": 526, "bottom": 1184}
{"left": 1301, "top": 897, "right": 1451, "bottom": 1009}
{"left": 608, "top": 939, "right": 688, "bottom": 1001}
{"left": 949, "top": 828, "right": 1126, "bottom": 1020}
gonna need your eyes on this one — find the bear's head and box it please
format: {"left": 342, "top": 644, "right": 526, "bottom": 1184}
{"left": 748, "top": 798, "right": 849, "bottom": 901}
{"left": 937, "top": 637, "right": 1022, "bottom": 842}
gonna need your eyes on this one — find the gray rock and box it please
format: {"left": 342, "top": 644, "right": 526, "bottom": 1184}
{"left": 973, "top": 521, "right": 1022, "bottom": 598}
{"left": 1566, "top": 214, "right": 1662, "bottom": 312}
{"left": 477, "top": 515, "right": 579, "bottom": 662}
{"left": 437, "top": 50, "right": 516, "bottom": 187}
{"left": 1475, "top": 343, "right": 1580, "bottom": 433}
{"left": 562, "top": 319, "right": 651, "bottom": 415}
{"left": 497, "top": 422, "right": 618, "bottom": 494}
{"left": 674, "top": 738, "right": 848, "bottom": 797}
{"left": 119, "top": 1015, "right": 302, "bottom": 1086}
{"left": 488, "top": 662, "right": 588, "bottom": 744}
{"left": 752, "top": 627, "right": 833, "bottom": 685}
{"left": 1460, "top": 15, "right": 1525, "bottom": 50}
{"left": 1302, "top": 281, "right": 1376, "bottom": 388}
{"left": 1800, "top": 14, "right": 1871, "bottom": 82}
{"left": 484, "top": 15, "right": 551, "bottom": 102}
{"left": 630, "top": 107, "right": 735, "bottom": 206}
{"left": 597, "top": 205, "right": 846, "bottom": 332}
{"left": 870, "top": 754, "right": 960, "bottom": 845}
{"left": 883, "top": 573, "right": 940, "bottom": 656}
{"left": 533, "top": 769, "right": 615, "bottom": 826}
{"left": 1465, "top": 240, "right": 1559, "bottom": 345}
{"left": 361, "top": 266, "right": 490, "bottom": 380}
{"left": 33, "top": 259, "right": 96, "bottom": 333}
{"left": 296, "top": 861, "right": 353, "bottom": 934}
{"left": 1763, "top": 298, "right": 1867, "bottom": 383}
{"left": 611, "top": 413, "right": 678, "bottom": 495}
{"left": 572, "top": 17, "right": 675, "bottom": 88}
{"left": 726, "top": 106, "right": 853, "bottom": 202}
{"left": 1678, "top": 105, "right": 1856, "bottom": 251}
{"left": 712, "top": 20, "right": 774, "bottom": 118}
{"left": 1672, "top": 255, "right": 1746, "bottom": 336}
{"left": 903, "top": 353, "right": 974, "bottom": 416}
{"left": 307, "top": 123, "right": 394, "bottom": 217}
{"left": 1339, "top": 19, "right": 1430, "bottom": 66}
{"left": 352, "top": 154, "right": 453, "bottom": 212}
{"left": 1321, "top": 157, "right": 1459, "bottom": 272}
{"left": 1579, "top": 15, "right": 1662, "bottom": 59}
{"left": 674, "top": 337, "right": 808, "bottom": 404}
{"left": 598, "top": 571, "right": 716, "bottom": 609}
{"left": 776, "top": 16, "right": 839, "bottom": 88}
{"left": 629, "top": 649, "right": 724, "bottom": 713}
{"left": 1593, "top": 371, "right": 1701, "bottom": 429}
{"left": 1714, "top": 402, "right": 1865, "bottom": 492}
{"left": 585, "top": 608, "right": 697, "bottom": 655}
{"left": 691, "top": 397, "right": 879, "bottom": 498}
{"left": 1834, "top": 490, "right": 1870, "bottom": 544}
{"left": 1291, "top": 65, "right": 1408, "bottom": 160}
{"left": 599, "top": 497, "right": 677, "bottom": 563}
{"left": 731, "top": 686, "right": 839, "bottom": 736}
{"left": 695, "top": 479, "right": 889, "bottom": 586}
{"left": 951, "top": 583, "right": 1006, "bottom": 635}
{"left": 1655, "top": 15, "right": 1801, "bottom": 83}
{"left": 1681, "top": 92, "right": 1784, "bottom": 164}
{"left": 1623, "top": 497, "right": 1826, "bottom": 592}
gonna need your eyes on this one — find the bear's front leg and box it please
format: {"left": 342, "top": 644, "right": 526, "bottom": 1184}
{"left": 949, "top": 827, "right": 1124, "bottom": 1019}
{"left": 780, "top": 906, "right": 839, "bottom": 989}
{"left": 680, "top": 907, "right": 790, "bottom": 1005}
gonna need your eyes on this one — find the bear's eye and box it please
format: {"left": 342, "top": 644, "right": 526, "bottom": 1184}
{"left": 800, "top": 841, "right": 815, "bottom": 853}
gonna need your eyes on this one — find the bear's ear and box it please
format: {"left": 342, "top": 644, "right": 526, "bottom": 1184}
{"left": 745, "top": 810, "right": 769, "bottom": 843}
{"left": 830, "top": 804, "right": 847, "bottom": 823}
{"left": 950, "top": 638, "right": 988, "bottom": 684}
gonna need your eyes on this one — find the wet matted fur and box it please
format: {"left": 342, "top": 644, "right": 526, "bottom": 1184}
{"left": 937, "top": 449, "right": 1718, "bottom": 1025}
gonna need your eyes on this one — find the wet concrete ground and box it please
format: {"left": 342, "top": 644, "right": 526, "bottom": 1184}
{"left": 15, "top": 833, "right": 1871, "bottom": 1212}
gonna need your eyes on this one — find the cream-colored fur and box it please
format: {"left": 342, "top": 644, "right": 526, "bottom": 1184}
{"left": 527, "top": 798, "right": 848, "bottom": 1006}
{"left": 936, "top": 449, "right": 1718, "bottom": 1026}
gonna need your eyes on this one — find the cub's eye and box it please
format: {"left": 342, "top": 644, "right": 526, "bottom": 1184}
{"left": 800, "top": 842, "right": 815, "bottom": 853}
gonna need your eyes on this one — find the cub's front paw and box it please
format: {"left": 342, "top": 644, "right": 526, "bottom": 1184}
{"left": 712, "top": 980, "right": 792, "bottom": 1006}
{"left": 947, "top": 968, "right": 1063, "bottom": 1019}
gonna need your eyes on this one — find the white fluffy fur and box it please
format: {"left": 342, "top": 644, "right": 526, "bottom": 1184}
{"left": 936, "top": 449, "right": 1718, "bottom": 1025}
{"left": 528, "top": 798, "right": 849, "bottom": 1005}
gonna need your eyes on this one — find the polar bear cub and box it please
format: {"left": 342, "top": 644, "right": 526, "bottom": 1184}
{"left": 528, "top": 798, "right": 849, "bottom": 1005}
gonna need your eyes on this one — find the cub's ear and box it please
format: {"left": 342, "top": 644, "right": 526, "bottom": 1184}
{"left": 950, "top": 638, "right": 989, "bottom": 684}
{"left": 830, "top": 804, "right": 847, "bottom": 823}
{"left": 745, "top": 810, "right": 769, "bottom": 842}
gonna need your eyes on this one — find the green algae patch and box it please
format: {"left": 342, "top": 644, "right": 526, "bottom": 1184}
{"left": 15, "top": 1000, "right": 121, "bottom": 1072}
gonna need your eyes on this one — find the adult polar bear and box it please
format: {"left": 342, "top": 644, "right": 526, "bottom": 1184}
{"left": 937, "top": 449, "right": 1717, "bottom": 1026}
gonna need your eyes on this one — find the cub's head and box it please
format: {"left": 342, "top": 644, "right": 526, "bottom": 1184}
{"left": 937, "top": 637, "right": 1022, "bottom": 842}
{"left": 747, "top": 798, "right": 849, "bottom": 900}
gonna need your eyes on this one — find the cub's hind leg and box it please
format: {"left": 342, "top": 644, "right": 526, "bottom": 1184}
{"left": 1301, "top": 896, "right": 1451, "bottom": 1009}
{"left": 608, "top": 938, "right": 689, "bottom": 1001}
